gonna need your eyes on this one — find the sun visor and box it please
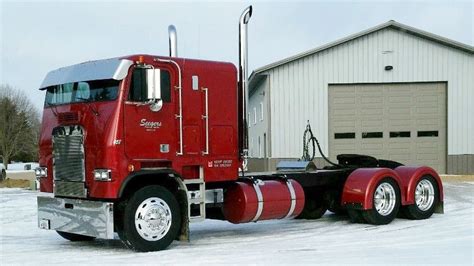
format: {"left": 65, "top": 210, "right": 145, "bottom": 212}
{"left": 39, "top": 58, "right": 134, "bottom": 89}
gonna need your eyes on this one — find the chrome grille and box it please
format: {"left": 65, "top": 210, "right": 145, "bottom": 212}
{"left": 53, "top": 134, "right": 85, "bottom": 182}
{"left": 54, "top": 181, "right": 87, "bottom": 198}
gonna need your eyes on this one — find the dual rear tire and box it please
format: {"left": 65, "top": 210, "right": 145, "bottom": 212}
{"left": 297, "top": 196, "right": 327, "bottom": 220}
{"left": 348, "top": 176, "right": 439, "bottom": 225}
{"left": 402, "top": 175, "right": 439, "bottom": 220}
{"left": 361, "top": 178, "right": 401, "bottom": 225}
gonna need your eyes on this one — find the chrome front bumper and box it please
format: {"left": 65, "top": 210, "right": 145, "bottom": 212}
{"left": 37, "top": 195, "right": 114, "bottom": 239}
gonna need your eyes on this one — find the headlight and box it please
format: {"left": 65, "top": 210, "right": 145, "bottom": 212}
{"left": 93, "top": 169, "right": 111, "bottom": 181}
{"left": 35, "top": 167, "right": 47, "bottom": 179}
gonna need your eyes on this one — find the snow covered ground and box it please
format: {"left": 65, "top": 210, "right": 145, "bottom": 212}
{"left": 0, "top": 181, "right": 472, "bottom": 265}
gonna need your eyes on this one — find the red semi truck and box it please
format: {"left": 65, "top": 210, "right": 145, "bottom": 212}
{"left": 36, "top": 6, "right": 443, "bottom": 252}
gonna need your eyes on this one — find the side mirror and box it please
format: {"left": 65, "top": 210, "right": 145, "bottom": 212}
{"left": 149, "top": 98, "right": 163, "bottom": 112}
{"left": 146, "top": 69, "right": 163, "bottom": 112}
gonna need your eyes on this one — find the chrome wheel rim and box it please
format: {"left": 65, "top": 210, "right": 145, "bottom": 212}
{"left": 415, "top": 179, "right": 435, "bottom": 211}
{"left": 135, "top": 197, "right": 172, "bottom": 241}
{"left": 374, "top": 182, "right": 397, "bottom": 216}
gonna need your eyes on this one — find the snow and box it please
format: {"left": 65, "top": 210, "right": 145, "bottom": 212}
{"left": 0, "top": 182, "right": 473, "bottom": 265}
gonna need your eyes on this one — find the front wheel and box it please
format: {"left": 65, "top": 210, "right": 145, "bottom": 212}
{"left": 118, "top": 185, "right": 181, "bottom": 252}
{"left": 402, "top": 176, "right": 439, "bottom": 220}
{"left": 362, "top": 178, "right": 401, "bottom": 225}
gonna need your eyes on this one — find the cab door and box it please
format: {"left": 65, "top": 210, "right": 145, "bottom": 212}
{"left": 123, "top": 66, "right": 176, "bottom": 161}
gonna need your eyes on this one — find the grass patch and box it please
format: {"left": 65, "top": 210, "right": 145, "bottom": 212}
{"left": 0, "top": 179, "right": 31, "bottom": 188}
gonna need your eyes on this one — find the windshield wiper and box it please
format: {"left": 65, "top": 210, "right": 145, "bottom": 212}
{"left": 50, "top": 104, "right": 58, "bottom": 117}
{"left": 76, "top": 97, "right": 99, "bottom": 116}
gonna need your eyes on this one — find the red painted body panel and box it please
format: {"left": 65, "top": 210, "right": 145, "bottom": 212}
{"left": 39, "top": 54, "right": 240, "bottom": 199}
{"left": 341, "top": 168, "right": 406, "bottom": 210}
{"left": 394, "top": 166, "right": 444, "bottom": 205}
{"left": 222, "top": 180, "right": 305, "bottom": 224}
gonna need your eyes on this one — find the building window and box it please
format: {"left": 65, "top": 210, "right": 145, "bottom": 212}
{"left": 390, "top": 131, "right": 411, "bottom": 138}
{"left": 334, "top": 132, "right": 355, "bottom": 139}
{"left": 260, "top": 102, "right": 264, "bottom": 121}
{"left": 258, "top": 136, "right": 261, "bottom": 158}
{"left": 250, "top": 137, "right": 254, "bottom": 157}
{"left": 362, "top": 132, "right": 383, "bottom": 138}
{"left": 253, "top": 107, "right": 257, "bottom": 125}
{"left": 248, "top": 112, "right": 251, "bottom": 128}
{"left": 418, "top": 131, "right": 438, "bottom": 137}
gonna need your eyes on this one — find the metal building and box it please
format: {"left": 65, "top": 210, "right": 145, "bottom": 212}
{"left": 248, "top": 20, "right": 474, "bottom": 174}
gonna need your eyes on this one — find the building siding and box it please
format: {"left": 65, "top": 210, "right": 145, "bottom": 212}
{"left": 254, "top": 28, "right": 473, "bottom": 160}
{"left": 248, "top": 77, "right": 270, "bottom": 158}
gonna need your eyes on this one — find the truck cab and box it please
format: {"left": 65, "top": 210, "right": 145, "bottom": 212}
{"left": 38, "top": 55, "right": 240, "bottom": 198}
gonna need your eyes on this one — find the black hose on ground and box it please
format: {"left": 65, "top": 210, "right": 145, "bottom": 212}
{"left": 302, "top": 121, "right": 341, "bottom": 168}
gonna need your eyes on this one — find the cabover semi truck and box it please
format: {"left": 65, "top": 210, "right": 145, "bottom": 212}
{"left": 36, "top": 6, "right": 443, "bottom": 252}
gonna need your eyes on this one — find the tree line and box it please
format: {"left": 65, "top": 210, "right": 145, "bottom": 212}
{"left": 0, "top": 84, "right": 41, "bottom": 169}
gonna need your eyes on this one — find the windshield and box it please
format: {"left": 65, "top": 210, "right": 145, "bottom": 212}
{"left": 44, "top": 79, "right": 120, "bottom": 106}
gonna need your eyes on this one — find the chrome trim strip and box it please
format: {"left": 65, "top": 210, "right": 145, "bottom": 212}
{"left": 251, "top": 179, "right": 264, "bottom": 222}
{"left": 53, "top": 181, "right": 87, "bottom": 198}
{"left": 202, "top": 87, "right": 209, "bottom": 155}
{"left": 37, "top": 196, "right": 114, "bottom": 239}
{"left": 284, "top": 179, "right": 297, "bottom": 219}
{"left": 40, "top": 58, "right": 133, "bottom": 89}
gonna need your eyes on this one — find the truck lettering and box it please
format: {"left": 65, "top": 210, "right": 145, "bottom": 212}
{"left": 140, "top": 119, "right": 162, "bottom": 130}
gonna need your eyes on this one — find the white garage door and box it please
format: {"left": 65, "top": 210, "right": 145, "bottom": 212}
{"left": 328, "top": 83, "right": 446, "bottom": 173}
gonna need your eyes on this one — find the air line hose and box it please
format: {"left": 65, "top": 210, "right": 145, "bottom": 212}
{"left": 302, "top": 121, "right": 340, "bottom": 167}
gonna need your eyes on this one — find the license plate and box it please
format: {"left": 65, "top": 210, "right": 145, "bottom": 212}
{"left": 39, "top": 219, "right": 50, "bottom": 230}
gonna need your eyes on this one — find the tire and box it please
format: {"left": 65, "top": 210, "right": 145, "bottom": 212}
{"left": 296, "top": 198, "right": 327, "bottom": 219}
{"left": 118, "top": 185, "right": 181, "bottom": 252}
{"left": 361, "top": 178, "right": 401, "bottom": 225}
{"left": 56, "top": 231, "right": 95, "bottom": 241}
{"left": 1, "top": 169, "right": 6, "bottom": 181}
{"left": 347, "top": 209, "right": 364, "bottom": 223}
{"left": 402, "top": 175, "right": 439, "bottom": 220}
{"left": 328, "top": 204, "right": 347, "bottom": 216}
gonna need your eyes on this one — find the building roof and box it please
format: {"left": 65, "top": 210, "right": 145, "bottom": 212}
{"left": 249, "top": 20, "right": 473, "bottom": 86}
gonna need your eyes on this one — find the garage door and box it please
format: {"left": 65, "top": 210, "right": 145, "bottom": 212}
{"left": 328, "top": 83, "right": 446, "bottom": 173}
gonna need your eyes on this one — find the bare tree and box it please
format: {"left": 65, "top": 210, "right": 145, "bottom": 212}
{"left": 0, "top": 84, "right": 41, "bottom": 169}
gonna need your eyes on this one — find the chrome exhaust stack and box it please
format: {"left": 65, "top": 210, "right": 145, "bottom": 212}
{"left": 238, "top": 5, "right": 252, "bottom": 169}
{"left": 168, "top": 25, "right": 178, "bottom": 57}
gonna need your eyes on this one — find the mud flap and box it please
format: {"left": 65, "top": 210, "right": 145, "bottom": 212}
{"left": 177, "top": 189, "right": 190, "bottom": 241}
{"left": 435, "top": 201, "right": 444, "bottom": 214}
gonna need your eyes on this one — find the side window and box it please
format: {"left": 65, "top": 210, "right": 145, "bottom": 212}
{"left": 76, "top": 82, "right": 90, "bottom": 100}
{"left": 129, "top": 67, "right": 171, "bottom": 102}
{"left": 160, "top": 70, "right": 171, "bottom": 103}
{"left": 129, "top": 68, "right": 147, "bottom": 102}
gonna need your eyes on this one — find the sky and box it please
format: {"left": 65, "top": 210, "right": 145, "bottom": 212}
{"left": 1, "top": 0, "right": 473, "bottom": 112}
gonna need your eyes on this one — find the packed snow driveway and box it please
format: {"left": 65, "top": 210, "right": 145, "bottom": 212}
{"left": 0, "top": 181, "right": 472, "bottom": 265}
